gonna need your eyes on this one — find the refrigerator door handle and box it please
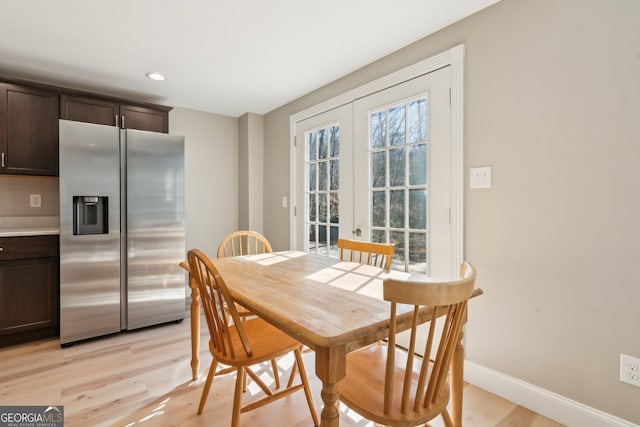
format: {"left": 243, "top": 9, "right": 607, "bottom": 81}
{"left": 115, "top": 114, "right": 119, "bottom": 127}
{"left": 121, "top": 115, "right": 125, "bottom": 129}
{"left": 74, "top": 200, "right": 80, "bottom": 231}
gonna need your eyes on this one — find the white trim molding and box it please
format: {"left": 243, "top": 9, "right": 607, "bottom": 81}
{"left": 465, "top": 360, "right": 640, "bottom": 427}
{"left": 448, "top": 45, "right": 465, "bottom": 278}
{"left": 290, "top": 44, "right": 465, "bottom": 268}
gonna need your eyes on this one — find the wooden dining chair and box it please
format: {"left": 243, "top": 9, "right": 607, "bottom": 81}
{"left": 217, "top": 231, "right": 274, "bottom": 321}
{"left": 338, "top": 262, "right": 477, "bottom": 427}
{"left": 217, "top": 230, "right": 280, "bottom": 389}
{"left": 337, "top": 238, "right": 395, "bottom": 270}
{"left": 187, "top": 248, "right": 319, "bottom": 427}
{"left": 217, "top": 230, "right": 273, "bottom": 258}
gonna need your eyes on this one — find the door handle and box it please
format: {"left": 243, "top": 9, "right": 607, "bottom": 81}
{"left": 121, "top": 116, "right": 125, "bottom": 129}
{"left": 352, "top": 228, "right": 362, "bottom": 237}
{"left": 115, "top": 114, "right": 119, "bottom": 127}
{"left": 1, "top": 152, "right": 5, "bottom": 168}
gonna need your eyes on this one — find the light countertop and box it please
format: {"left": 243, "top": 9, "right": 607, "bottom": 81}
{"left": 0, "top": 216, "right": 59, "bottom": 237}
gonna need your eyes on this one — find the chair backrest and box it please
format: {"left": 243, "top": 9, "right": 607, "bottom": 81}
{"left": 337, "top": 238, "right": 395, "bottom": 270}
{"left": 217, "top": 230, "right": 273, "bottom": 258}
{"left": 187, "top": 248, "right": 253, "bottom": 359}
{"left": 382, "top": 262, "right": 476, "bottom": 416}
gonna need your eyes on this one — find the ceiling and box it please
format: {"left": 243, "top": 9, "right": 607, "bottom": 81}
{"left": 0, "top": 0, "right": 500, "bottom": 118}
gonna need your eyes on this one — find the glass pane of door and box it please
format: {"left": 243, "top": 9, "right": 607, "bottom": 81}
{"left": 367, "top": 96, "right": 428, "bottom": 273}
{"left": 305, "top": 125, "right": 340, "bottom": 257}
{"left": 294, "top": 103, "right": 353, "bottom": 255}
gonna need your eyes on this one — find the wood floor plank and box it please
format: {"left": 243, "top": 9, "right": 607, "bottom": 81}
{"left": 0, "top": 316, "right": 564, "bottom": 426}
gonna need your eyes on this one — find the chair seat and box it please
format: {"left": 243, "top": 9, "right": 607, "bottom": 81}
{"left": 340, "top": 344, "right": 450, "bottom": 427}
{"left": 211, "top": 317, "right": 301, "bottom": 366}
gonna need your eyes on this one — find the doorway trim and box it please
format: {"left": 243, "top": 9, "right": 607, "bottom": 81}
{"left": 290, "top": 44, "right": 464, "bottom": 278}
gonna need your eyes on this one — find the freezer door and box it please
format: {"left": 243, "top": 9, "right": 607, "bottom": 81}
{"left": 125, "top": 129, "right": 185, "bottom": 330}
{"left": 59, "top": 120, "right": 121, "bottom": 344}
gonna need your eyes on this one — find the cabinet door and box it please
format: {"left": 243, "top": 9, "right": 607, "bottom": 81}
{"left": 0, "top": 83, "right": 59, "bottom": 176}
{"left": 121, "top": 104, "right": 169, "bottom": 133}
{"left": 0, "top": 258, "right": 58, "bottom": 335}
{"left": 60, "top": 94, "right": 118, "bottom": 127}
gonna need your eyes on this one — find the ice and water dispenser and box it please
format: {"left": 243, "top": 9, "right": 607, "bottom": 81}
{"left": 73, "top": 196, "right": 108, "bottom": 235}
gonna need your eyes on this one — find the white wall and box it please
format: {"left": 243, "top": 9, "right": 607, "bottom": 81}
{"left": 238, "top": 113, "right": 264, "bottom": 232}
{"left": 263, "top": 0, "right": 640, "bottom": 424}
{"left": 169, "top": 107, "right": 238, "bottom": 257}
{"left": 238, "top": 114, "right": 249, "bottom": 230}
{"left": 247, "top": 113, "right": 264, "bottom": 232}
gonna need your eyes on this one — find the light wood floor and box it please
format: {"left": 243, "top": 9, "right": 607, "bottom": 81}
{"left": 0, "top": 318, "right": 564, "bottom": 427}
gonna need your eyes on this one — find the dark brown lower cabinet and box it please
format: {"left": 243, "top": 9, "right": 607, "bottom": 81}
{"left": 0, "top": 236, "right": 59, "bottom": 347}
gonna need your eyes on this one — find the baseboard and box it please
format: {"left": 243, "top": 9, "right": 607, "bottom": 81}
{"left": 464, "top": 360, "right": 639, "bottom": 427}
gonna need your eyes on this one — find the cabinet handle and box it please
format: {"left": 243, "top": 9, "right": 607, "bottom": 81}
{"left": 1, "top": 152, "right": 4, "bottom": 168}
{"left": 121, "top": 115, "right": 125, "bottom": 129}
{"left": 115, "top": 114, "right": 119, "bottom": 127}
{"left": 0, "top": 247, "right": 4, "bottom": 252}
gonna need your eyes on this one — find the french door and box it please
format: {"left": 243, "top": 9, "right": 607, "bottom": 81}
{"left": 294, "top": 66, "right": 453, "bottom": 278}
{"left": 353, "top": 67, "right": 451, "bottom": 277}
{"left": 295, "top": 104, "right": 353, "bottom": 258}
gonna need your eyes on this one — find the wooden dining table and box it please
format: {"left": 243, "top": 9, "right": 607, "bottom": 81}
{"left": 181, "top": 251, "right": 482, "bottom": 427}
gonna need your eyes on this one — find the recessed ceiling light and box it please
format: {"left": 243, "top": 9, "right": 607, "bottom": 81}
{"left": 145, "top": 72, "right": 166, "bottom": 81}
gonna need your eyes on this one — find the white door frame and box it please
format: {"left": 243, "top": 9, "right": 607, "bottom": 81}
{"left": 290, "top": 44, "right": 464, "bottom": 279}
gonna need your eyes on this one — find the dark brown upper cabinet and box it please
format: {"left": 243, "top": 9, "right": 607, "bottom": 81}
{"left": 0, "top": 83, "right": 59, "bottom": 176}
{"left": 61, "top": 94, "right": 170, "bottom": 133}
{"left": 119, "top": 104, "right": 169, "bottom": 133}
{"left": 59, "top": 94, "right": 118, "bottom": 127}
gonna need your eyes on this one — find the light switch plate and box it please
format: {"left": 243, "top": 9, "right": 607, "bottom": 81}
{"left": 470, "top": 166, "right": 492, "bottom": 189}
{"left": 281, "top": 196, "right": 288, "bottom": 208}
{"left": 30, "top": 194, "right": 42, "bottom": 208}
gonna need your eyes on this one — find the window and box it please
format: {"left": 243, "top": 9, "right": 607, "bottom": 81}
{"left": 305, "top": 124, "right": 341, "bottom": 257}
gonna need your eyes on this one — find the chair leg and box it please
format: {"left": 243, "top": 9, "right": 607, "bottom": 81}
{"left": 231, "top": 367, "right": 244, "bottom": 427}
{"left": 240, "top": 315, "right": 248, "bottom": 392}
{"left": 242, "top": 367, "right": 248, "bottom": 392}
{"left": 288, "top": 360, "right": 298, "bottom": 388}
{"left": 271, "top": 359, "right": 281, "bottom": 388}
{"left": 287, "top": 346, "right": 311, "bottom": 387}
{"left": 197, "top": 359, "right": 219, "bottom": 414}
{"left": 441, "top": 408, "right": 454, "bottom": 427}
{"left": 294, "top": 347, "right": 319, "bottom": 427}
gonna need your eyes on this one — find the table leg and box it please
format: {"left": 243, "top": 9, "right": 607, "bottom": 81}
{"left": 315, "top": 345, "right": 346, "bottom": 427}
{"left": 188, "top": 273, "right": 200, "bottom": 381}
{"left": 450, "top": 329, "right": 465, "bottom": 427}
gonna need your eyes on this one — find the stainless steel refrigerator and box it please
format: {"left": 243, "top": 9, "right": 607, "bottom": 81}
{"left": 59, "top": 120, "right": 185, "bottom": 345}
